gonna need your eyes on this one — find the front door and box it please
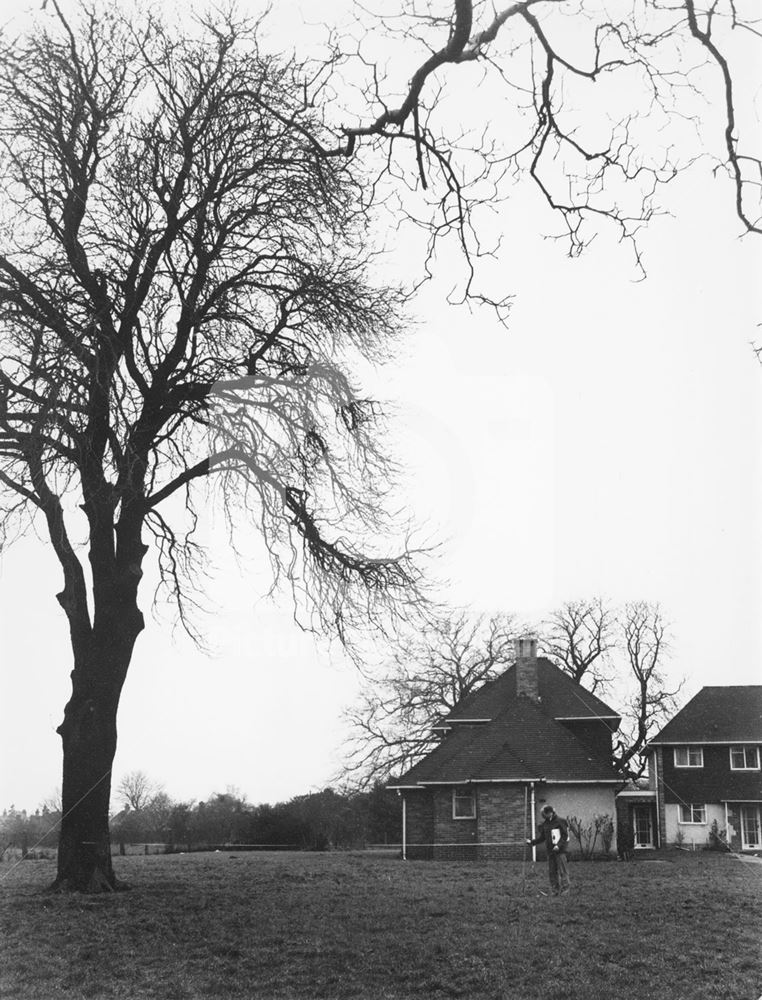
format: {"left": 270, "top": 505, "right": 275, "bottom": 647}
{"left": 633, "top": 805, "right": 653, "bottom": 848}
{"left": 740, "top": 806, "right": 761, "bottom": 850}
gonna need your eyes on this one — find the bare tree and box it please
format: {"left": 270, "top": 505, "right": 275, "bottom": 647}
{"left": 0, "top": 6, "right": 422, "bottom": 891}
{"left": 41, "top": 788, "right": 63, "bottom": 815}
{"left": 539, "top": 597, "right": 616, "bottom": 693}
{"left": 342, "top": 610, "right": 521, "bottom": 785}
{"left": 614, "top": 601, "right": 682, "bottom": 777}
{"left": 542, "top": 598, "right": 681, "bottom": 777}
{"left": 116, "top": 771, "right": 160, "bottom": 812}
{"left": 335, "top": 0, "right": 761, "bottom": 302}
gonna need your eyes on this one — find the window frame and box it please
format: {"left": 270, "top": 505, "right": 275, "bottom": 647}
{"left": 673, "top": 746, "right": 704, "bottom": 768}
{"left": 729, "top": 746, "right": 761, "bottom": 771}
{"left": 678, "top": 803, "right": 707, "bottom": 825}
{"left": 452, "top": 787, "right": 476, "bottom": 820}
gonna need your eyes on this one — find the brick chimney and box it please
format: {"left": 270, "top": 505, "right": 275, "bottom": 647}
{"left": 515, "top": 635, "right": 539, "bottom": 701}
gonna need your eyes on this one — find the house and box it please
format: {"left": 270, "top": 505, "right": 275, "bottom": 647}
{"left": 647, "top": 686, "right": 762, "bottom": 852}
{"left": 388, "top": 637, "right": 623, "bottom": 860}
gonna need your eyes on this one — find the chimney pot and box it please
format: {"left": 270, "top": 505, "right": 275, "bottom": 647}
{"left": 515, "top": 635, "right": 537, "bottom": 661}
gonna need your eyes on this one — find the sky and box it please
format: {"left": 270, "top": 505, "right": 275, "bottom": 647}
{"left": 0, "top": 1, "right": 761, "bottom": 813}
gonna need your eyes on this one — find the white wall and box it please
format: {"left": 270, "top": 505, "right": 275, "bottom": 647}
{"left": 537, "top": 785, "right": 618, "bottom": 856}
{"left": 663, "top": 802, "right": 725, "bottom": 848}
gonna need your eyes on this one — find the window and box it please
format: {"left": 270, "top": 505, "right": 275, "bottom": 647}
{"left": 730, "top": 746, "right": 760, "bottom": 770}
{"left": 678, "top": 804, "right": 706, "bottom": 824}
{"left": 673, "top": 747, "right": 703, "bottom": 768}
{"left": 452, "top": 788, "right": 476, "bottom": 820}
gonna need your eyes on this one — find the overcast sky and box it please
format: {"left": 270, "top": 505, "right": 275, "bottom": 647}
{"left": 0, "top": 1, "right": 760, "bottom": 813}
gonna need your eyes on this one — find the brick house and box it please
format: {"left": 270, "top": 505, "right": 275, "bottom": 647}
{"left": 388, "top": 638, "right": 622, "bottom": 860}
{"left": 647, "top": 686, "right": 762, "bottom": 852}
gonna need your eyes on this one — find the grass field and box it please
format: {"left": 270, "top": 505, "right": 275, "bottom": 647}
{"left": 1, "top": 849, "right": 760, "bottom": 1000}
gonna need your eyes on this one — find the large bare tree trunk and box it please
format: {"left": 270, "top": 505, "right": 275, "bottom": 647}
{"left": 51, "top": 605, "right": 143, "bottom": 892}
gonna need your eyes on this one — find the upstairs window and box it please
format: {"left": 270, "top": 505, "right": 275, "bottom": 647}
{"left": 452, "top": 788, "right": 476, "bottom": 820}
{"left": 678, "top": 804, "right": 706, "bottom": 824}
{"left": 730, "top": 746, "right": 760, "bottom": 770}
{"left": 673, "top": 747, "right": 703, "bottom": 768}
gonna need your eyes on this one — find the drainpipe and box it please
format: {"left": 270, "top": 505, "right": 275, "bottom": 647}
{"left": 652, "top": 751, "right": 662, "bottom": 849}
{"left": 402, "top": 794, "right": 407, "bottom": 861}
{"left": 530, "top": 782, "right": 537, "bottom": 863}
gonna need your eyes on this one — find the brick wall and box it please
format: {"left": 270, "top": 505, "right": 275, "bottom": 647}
{"left": 616, "top": 796, "right": 633, "bottom": 856}
{"left": 429, "top": 785, "right": 528, "bottom": 861}
{"left": 661, "top": 744, "right": 762, "bottom": 803}
{"left": 516, "top": 657, "right": 539, "bottom": 701}
{"left": 477, "top": 786, "right": 527, "bottom": 860}
{"left": 432, "top": 787, "right": 477, "bottom": 850}
{"left": 403, "top": 791, "right": 433, "bottom": 860}
{"left": 654, "top": 747, "right": 666, "bottom": 847}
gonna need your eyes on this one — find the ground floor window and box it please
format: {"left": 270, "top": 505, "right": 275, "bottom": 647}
{"left": 452, "top": 788, "right": 476, "bottom": 819}
{"left": 678, "top": 804, "right": 706, "bottom": 824}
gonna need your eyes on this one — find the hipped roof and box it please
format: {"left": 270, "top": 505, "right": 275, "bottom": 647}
{"left": 649, "top": 686, "right": 762, "bottom": 744}
{"left": 440, "top": 658, "right": 620, "bottom": 727}
{"left": 396, "top": 696, "right": 620, "bottom": 785}
{"left": 391, "top": 658, "right": 622, "bottom": 788}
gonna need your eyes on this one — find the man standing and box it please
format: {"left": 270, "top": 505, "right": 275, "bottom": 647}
{"left": 527, "top": 804, "right": 570, "bottom": 896}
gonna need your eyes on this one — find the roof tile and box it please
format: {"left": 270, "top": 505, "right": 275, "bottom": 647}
{"left": 445, "top": 658, "right": 619, "bottom": 724}
{"left": 650, "top": 686, "right": 762, "bottom": 743}
{"left": 392, "top": 660, "right": 621, "bottom": 787}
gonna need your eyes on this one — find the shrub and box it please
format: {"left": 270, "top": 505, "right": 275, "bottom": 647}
{"left": 599, "top": 815, "right": 615, "bottom": 855}
{"left": 706, "top": 819, "right": 730, "bottom": 853}
{"left": 568, "top": 814, "right": 614, "bottom": 859}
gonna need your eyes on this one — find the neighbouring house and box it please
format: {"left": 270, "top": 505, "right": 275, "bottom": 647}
{"left": 646, "top": 686, "right": 762, "bottom": 853}
{"left": 388, "top": 637, "right": 623, "bottom": 860}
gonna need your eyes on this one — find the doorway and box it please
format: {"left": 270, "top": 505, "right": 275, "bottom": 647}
{"left": 740, "top": 805, "right": 761, "bottom": 850}
{"left": 633, "top": 804, "right": 654, "bottom": 848}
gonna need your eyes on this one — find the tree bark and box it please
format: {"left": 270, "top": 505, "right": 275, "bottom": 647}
{"left": 50, "top": 606, "right": 143, "bottom": 893}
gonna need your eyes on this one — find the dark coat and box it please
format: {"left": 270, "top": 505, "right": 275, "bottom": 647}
{"left": 529, "top": 814, "right": 569, "bottom": 856}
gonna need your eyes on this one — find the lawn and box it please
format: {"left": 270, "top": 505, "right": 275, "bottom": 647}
{"left": 0, "top": 849, "right": 759, "bottom": 1000}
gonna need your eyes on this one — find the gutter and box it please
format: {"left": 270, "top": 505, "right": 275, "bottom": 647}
{"left": 648, "top": 740, "right": 760, "bottom": 746}
{"left": 542, "top": 779, "right": 621, "bottom": 784}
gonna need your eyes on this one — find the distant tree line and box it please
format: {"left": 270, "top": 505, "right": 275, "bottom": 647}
{"left": 0, "top": 779, "right": 401, "bottom": 859}
{"left": 0, "top": 803, "right": 62, "bottom": 859}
